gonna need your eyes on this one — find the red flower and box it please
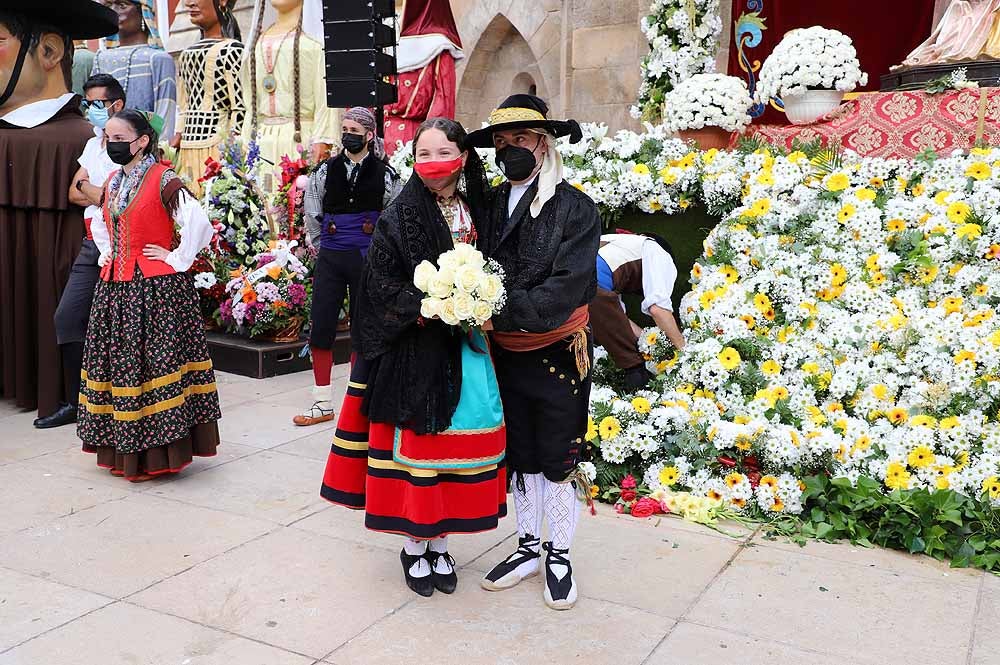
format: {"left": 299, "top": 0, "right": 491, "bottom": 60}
{"left": 200, "top": 157, "right": 222, "bottom": 182}
{"left": 743, "top": 455, "right": 761, "bottom": 472}
{"left": 631, "top": 497, "right": 660, "bottom": 518}
{"left": 621, "top": 474, "right": 637, "bottom": 490}
{"left": 621, "top": 489, "right": 637, "bottom": 503}
{"left": 614, "top": 503, "right": 625, "bottom": 514}
{"left": 717, "top": 456, "right": 737, "bottom": 468}
{"left": 747, "top": 471, "right": 762, "bottom": 488}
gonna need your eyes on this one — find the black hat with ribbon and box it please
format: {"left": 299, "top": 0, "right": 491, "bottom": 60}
{"left": 466, "top": 94, "right": 584, "bottom": 149}
{"left": 0, "top": 1, "right": 119, "bottom": 108}
{"left": 0, "top": 0, "right": 119, "bottom": 39}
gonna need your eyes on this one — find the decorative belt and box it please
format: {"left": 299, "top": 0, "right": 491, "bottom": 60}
{"left": 492, "top": 306, "right": 591, "bottom": 380}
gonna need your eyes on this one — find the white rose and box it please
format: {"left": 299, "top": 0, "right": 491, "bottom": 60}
{"left": 453, "top": 264, "right": 481, "bottom": 293}
{"left": 413, "top": 260, "right": 437, "bottom": 293}
{"left": 452, "top": 292, "right": 476, "bottom": 321}
{"left": 451, "top": 242, "right": 486, "bottom": 269}
{"left": 439, "top": 297, "right": 460, "bottom": 326}
{"left": 437, "top": 250, "right": 461, "bottom": 272}
{"left": 437, "top": 264, "right": 456, "bottom": 287}
{"left": 477, "top": 273, "right": 505, "bottom": 303}
{"left": 472, "top": 299, "right": 494, "bottom": 325}
{"left": 420, "top": 297, "right": 444, "bottom": 319}
{"left": 427, "top": 273, "right": 454, "bottom": 299}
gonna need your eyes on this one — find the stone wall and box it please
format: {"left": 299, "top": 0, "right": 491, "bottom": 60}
{"left": 163, "top": 1, "right": 732, "bottom": 135}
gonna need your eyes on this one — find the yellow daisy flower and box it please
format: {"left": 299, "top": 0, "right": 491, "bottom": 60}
{"left": 717, "top": 347, "right": 742, "bottom": 371}
{"left": 907, "top": 445, "right": 936, "bottom": 469}
{"left": 825, "top": 172, "right": 849, "bottom": 192}
{"left": 659, "top": 466, "right": 680, "bottom": 487}
{"left": 598, "top": 416, "right": 622, "bottom": 440}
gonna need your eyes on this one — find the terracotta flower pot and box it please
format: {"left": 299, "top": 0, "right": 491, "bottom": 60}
{"left": 677, "top": 126, "right": 735, "bottom": 150}
{"left": 782, "top": 90, "right": 846, "bottom": 125}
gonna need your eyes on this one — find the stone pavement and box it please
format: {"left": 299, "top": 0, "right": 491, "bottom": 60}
{"left": 0, "top": 368, "right": 996, "bottom": 665}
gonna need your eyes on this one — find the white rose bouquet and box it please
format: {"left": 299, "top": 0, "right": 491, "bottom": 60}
{"left": 413, "top": 243, "right": 507, "bottom": 329}
{"left": 663, "top": 73, "right": 752, "bottom": 133}
{"left": 755, "top": 26, "right": 868, "bottom": 104}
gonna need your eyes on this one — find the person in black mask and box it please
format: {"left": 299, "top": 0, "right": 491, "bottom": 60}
{"left": 296, "top": 106, "right": 401, "bottom": 426}
{"left": 469, "top": 94, "right": 601, "bottom": 611}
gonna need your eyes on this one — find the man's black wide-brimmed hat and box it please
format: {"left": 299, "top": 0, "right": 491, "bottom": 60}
{"left": 467, "top": 94, "right": 584, "bottom": 149}
{"left": 0, "top": 0, "right": 119, "bottom": 39}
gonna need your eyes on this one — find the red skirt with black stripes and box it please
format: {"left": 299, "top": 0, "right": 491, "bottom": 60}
{"left": 320, "top": 357, "right": 507, "bottom": 540}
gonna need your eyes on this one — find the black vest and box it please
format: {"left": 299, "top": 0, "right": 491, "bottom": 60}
{"left": 322, "top": 153, "right": 387, "bottom": 214}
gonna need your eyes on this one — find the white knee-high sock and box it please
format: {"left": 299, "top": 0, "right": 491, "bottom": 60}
{"left": 543, "top": 479, "right": 581, "bottom": 579}
{"left": 512, "top": 472, "right": 545, "bottom": 547}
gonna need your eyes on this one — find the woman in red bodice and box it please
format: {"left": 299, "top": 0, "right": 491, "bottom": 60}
{"left": 78, "top": 109, "right": 222, "bottom": 482}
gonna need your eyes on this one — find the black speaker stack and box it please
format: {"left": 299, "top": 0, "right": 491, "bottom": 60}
{"left": 323, "top": 0, "right": 399, "bottom": 136}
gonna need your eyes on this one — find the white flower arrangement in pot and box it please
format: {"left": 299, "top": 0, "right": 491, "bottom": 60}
{"left": 756, "top": 26, "right": 868, "bottom": 125}
{"left": 663, "top": 73, "right": 752, "bottom": 149}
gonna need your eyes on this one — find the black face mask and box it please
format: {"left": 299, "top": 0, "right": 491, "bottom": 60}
{"left": 495, "top": 141, "right": 540, "bottom": 182}
{"left": 342, "top": 132, "right": 367, "bottom": 155}
{"left": 107, "top": 139, "right": 141, "bottom": 166}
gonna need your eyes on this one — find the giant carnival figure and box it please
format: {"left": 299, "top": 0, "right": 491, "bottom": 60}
{"left": 174, "top": 0, "right": 245, "bottom": 193}
{"left": 92, "top": 0, "right": 177, "bottom": 137}
{"left": 0, "top": 0, "right": 119, "bottom": 420}
{"left": 242, "top": 0, "right": 340, "bottom": 188}
{"left": 382, "top": 0, "right": 464, "bottom": 155}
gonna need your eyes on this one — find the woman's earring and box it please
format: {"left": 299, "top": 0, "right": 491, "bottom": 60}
{"left": 141, "top": 17, "right": 148, "bottom": 33}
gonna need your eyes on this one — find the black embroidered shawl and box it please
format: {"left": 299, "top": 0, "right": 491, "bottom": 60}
{"left": 355, "top": 175, "right": 464, "bottom": 434}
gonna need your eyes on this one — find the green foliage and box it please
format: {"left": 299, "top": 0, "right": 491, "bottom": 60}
{"left": 809, "top": 146, "right": 844, "bottom": 177}
{"left": 766, "top": 475, "right": 1000, "bottom": 572}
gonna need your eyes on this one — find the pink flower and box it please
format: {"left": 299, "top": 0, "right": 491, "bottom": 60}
{"left": 621, "top": 474, "right": 637, "bottom": 490}
{"left": 295, "top": 174, "right": 310, "bottom": 190}
{"left": 614, "top": 503, "right": 625, "bottom": 514}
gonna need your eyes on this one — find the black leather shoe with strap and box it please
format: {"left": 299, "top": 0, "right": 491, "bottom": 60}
{"left": 426, "top": 550, "right": 458, "bottom": 594}
{"left": 399, "top": 549, "right": 435, "bottom": 597}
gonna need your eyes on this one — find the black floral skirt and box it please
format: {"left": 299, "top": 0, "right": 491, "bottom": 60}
{"left": 78, "top": 271, "right": 222, "bottom": 480}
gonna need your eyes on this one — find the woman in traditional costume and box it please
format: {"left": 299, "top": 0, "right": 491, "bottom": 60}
{"left": 78, "top": 110, "right": 221, "bottom": 482}
{"left": 320, "top": 118, "right": 506, "bottom": 597}
{"left": 173, "top": 0, "right": 244, "bottom": 194}
{"left": 92, "top": 0, "right": 177, "bottom": 138}
{"left": 241, "top": 0, "right": 340, "bottom": 186}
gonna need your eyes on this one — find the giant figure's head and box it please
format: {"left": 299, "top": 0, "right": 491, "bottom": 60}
{"left": 0, "top": 1, "right": 117, "bottom": 115}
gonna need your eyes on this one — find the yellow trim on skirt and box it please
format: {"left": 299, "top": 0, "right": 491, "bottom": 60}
{"left": 82, "top": 360, "right": 214, "bottom": 397}
{"left": 81, "top": 382, "right": 217, "bottom": 421}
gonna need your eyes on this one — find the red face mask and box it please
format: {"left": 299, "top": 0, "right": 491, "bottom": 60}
{"left": 413, "top": 157, "right": 464, "bottom": 191}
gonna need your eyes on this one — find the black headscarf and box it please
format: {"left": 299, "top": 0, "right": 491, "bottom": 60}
{"left": 356, "top": 148, "right": 490, "bottom": 434}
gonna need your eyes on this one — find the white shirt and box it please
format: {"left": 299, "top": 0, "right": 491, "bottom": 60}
{"left": 79, "top": 127, "right": 118, "bottom": 255}
{"left": 165, "top": 189, "right": 216, "bottom": 273}
{"left": 0, "top": 93, "right": 76, "bottom": 128}
{"left": 598, "top": 233, "right": 677, "bottom": 314}
{"left": 508, "top": 179, "right": 535, "bottom": 218}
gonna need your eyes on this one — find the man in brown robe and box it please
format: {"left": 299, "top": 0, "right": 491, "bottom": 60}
{"left": 0, "top": 0, "right": 118, "bottom": 419}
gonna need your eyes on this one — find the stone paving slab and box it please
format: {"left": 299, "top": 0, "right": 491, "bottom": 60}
{"left": 685, "top": 544, "right": 980, "bottom": 665}
{"left": 0, "top": 602, "right": 316, "bottom": 665}
{"left": 0, "top": 368, "right": 992, "bottom": 665}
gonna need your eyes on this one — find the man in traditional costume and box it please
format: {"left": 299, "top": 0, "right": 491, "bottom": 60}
{"left": 469, "top": 94, "right": 601, "bottom": 611}
{"left": 35, "top": 73, "right": 126, "bottom": 429}
{"left": 293, "top": 107, "right": 400, "bottom": 426}
{"left": 173, "top": 0, "right": 244, "bottom": 193}
{"left": 92, "top": 0, "right": 177, "bottom": 137}
{"left": 242, "top": 0, "right": 340, "bottom": 188}
{"left": 591, "top": 231, "right": 685, "bottom": 391}
{"left": 382, "top": 0, "right": 463, "bottom": 155}
{"left": 0, "top": 0, "right": 118, "bottom": 420}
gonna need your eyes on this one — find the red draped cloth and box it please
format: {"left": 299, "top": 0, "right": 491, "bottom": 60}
{"left": 728, "top": 0, "right": 936, "bottom": 124}
{"left": 747, "top": 89, "right": 1000, "bottom": 158}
